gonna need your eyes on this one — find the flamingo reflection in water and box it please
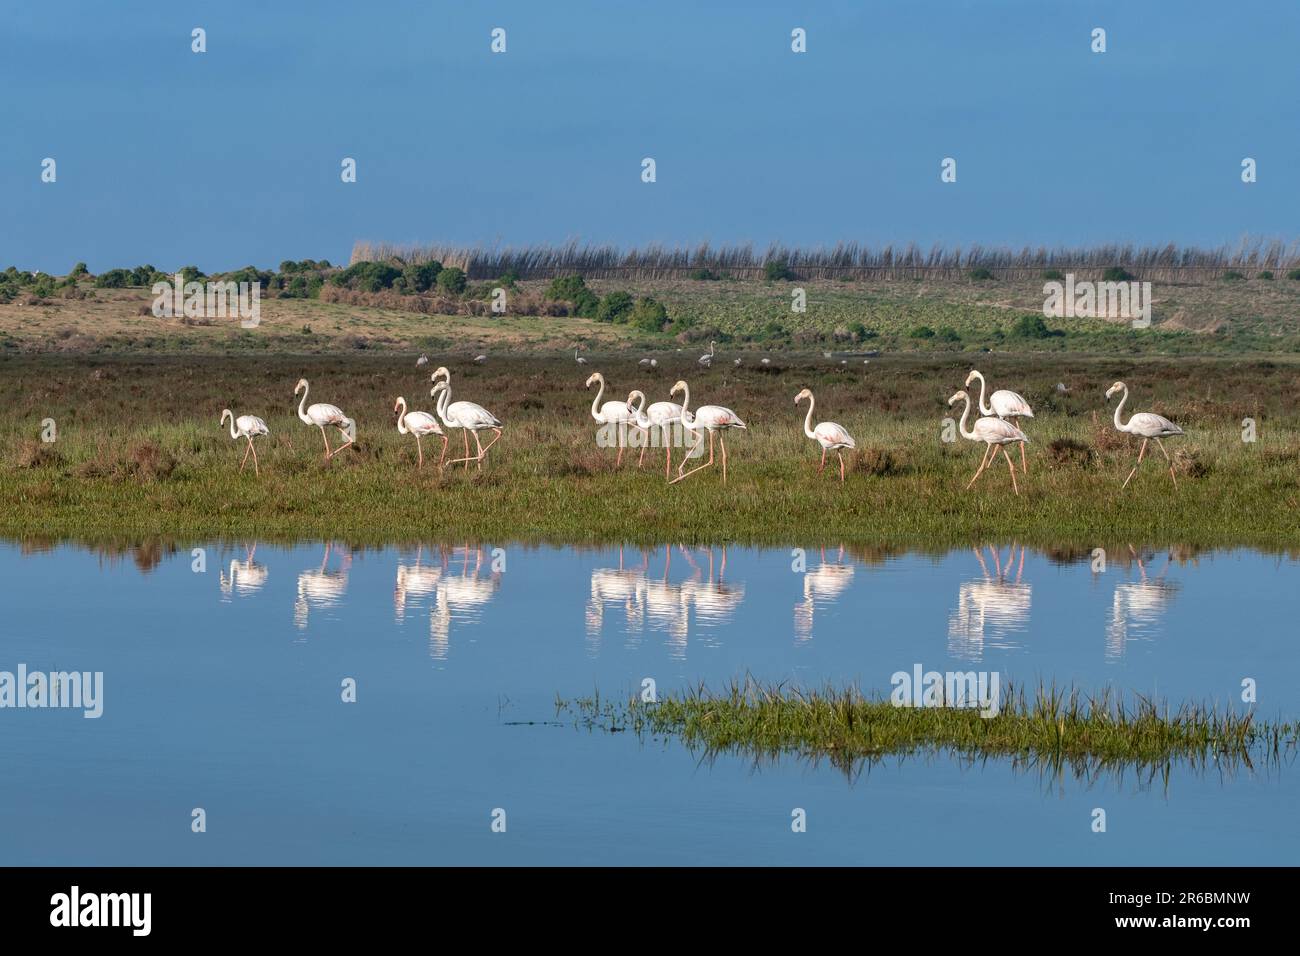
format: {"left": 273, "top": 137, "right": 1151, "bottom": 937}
{"left": 1106, "top": 546, "right": 1180, "bottom": 661}
{"left": 585, "top": 547, "right": 650, "bottom": 652}
{"left": 794, "top": 546, "right": 855, "bottom": 644}
{"left": 583, "top": 546, "right": 745, "bottom": 660}
{"left": 220, "top": 543, "right": 268, "bottom": 600}
{"left": 394, "top": 544, "right": 443, "bottom": 624}
{"left": 294, "top": 542, "right": 351, "bottom": 630}
{"left": 947, "top": 544, "right": 1032, "bottom": 662}
{"left": 429, "top": 545, "right": 502, "bottom": 661}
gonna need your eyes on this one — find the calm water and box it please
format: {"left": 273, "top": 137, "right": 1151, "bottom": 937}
{"left": 1, "top": 540, "right": 1296, "bottom": 865}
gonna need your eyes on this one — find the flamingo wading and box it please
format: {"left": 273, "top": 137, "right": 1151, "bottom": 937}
{"left": 586, "top": 372, "right": 643, "bottom": 466}
{"left": 948, "top": 389, "right": 1029, "bottom": 495}
{"left": 626, "top": 389, "right": 683, "bottom": 478}
{"left": 394, "top": 396, "right": 447, "bottom": 469}
{"left": 794, "top": 388, "right": 856, "bottom": 482}
{"left": 220, "top": 409, "right": 269, "bottom": 475}
{"left": 1106, "top": 381, "right": 1184, "bottom": 489}
{"left": 965, "top": 369, "right": 1034, "bottom": 473}
{"left": 430, "top": 380, "right": 502, "bottom": 470}
{"left": 668, "top": 379, "right": 746, "bottom": 484}
{"left": 294, "top": 378, "right": 355, "bottom": 459}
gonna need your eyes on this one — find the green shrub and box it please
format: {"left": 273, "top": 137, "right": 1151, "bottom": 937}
{"left": 69, "top": 262, "right": 88, "bottom": 278}
{"left": 764, "top": 261, "right": 795, "bottom": 281}
{"left": 1222, "top": 270, "right": 1245, "bottom": 281}
{"left": 1011, "top": 314, "right": 1062, "bottom": 339}
{"left": 545, "top": 274, "right": 588, "bottom": 301}
{"left": 690, "top": 267, "right": 720, "bottom": 280}
{"left": 968, "top": 267, "right": 995, "bottom": 281}
{"left": 910, "top": 325, "right": 936, "bottom": 339}
{"left": 1287, "top": 269, "right": 1300, "bottom": 281}
{"left": 597, "top": 291, "right": 634, "bottom": 323}
{"left": 403, "top": 260, "right": 443, "bottom": 293}
{"left": 94, "top": 269, "right": 133, "bottom": 289}
{"left": 629, "top": 297, "right": 668, "bottom": 333}
{"left": 936, "top": 326, "right": 961, "bottom": 342}
{"left": 1259, "top": 270, "right": 1274, "bottom": 280}
{"left": 436, "top": 266, "right": 467, "bottom": 295}
{"left": 1103, "top": 266, "right": 1133, "bottom": 282}
{"left": 1042, "top": 269, "right": 1065, "bottom": 281}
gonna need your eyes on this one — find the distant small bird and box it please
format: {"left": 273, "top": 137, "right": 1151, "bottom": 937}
{"left": 638, "top": 357, "right": 651, "bottom": 366}
{"left": 474, "top": 354, "right": 487, "bottom": 364}
{"left": 698, "top": 341, "right": 716, "bottom": 367}
{"left": 650, "top": 358, "right": 658, "bottom": 368}
{"left": 823, "top": 351, "right": 833, "bottom": 359}
{"left": 840, "top": 360, "right": 847, "bottom": 366}
{"left": 575, "top": 348, "right": 588, "bottom": 366}
{"left": 734, "top": 358, "right": 743, "bottom": 367}
{"left": 1106, "top": 381, "right": 1185, "bottom": 490}
{"left": 761, "top": 358, "right": 772, "bottom": 366}
{"left": 416, "top": 354, "right": 430, "bottom": 368}
{"left": 1055, "top": 382, "right": 1069, "bottom": 394}
{"left": 220, "top": 409, "right": 269, "bottom": 476}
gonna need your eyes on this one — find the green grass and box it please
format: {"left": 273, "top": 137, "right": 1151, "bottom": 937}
{"left": 1, "top": 354, "right": 1299, "bottom": 545}
{"left": 561, "top": 679, "right": 1300, "bottom": 779}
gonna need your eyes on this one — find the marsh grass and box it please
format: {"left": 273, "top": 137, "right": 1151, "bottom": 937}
{"left": 561, "top": 679, "right": 1300, "bottom": 781}
{"left": 1, "top": 354, "right": 1299, "bottom": 544}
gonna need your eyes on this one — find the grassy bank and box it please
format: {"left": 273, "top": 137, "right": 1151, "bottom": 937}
{"left": 561, "top": 680, "right": 1300, "bottom": 776}
{"left": 1, "top": 354, "right": 1299, "bottom": 545}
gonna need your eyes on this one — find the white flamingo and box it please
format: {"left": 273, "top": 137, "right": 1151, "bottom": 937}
{"left": 294, "top": 378, "right": 355, "bottom": 459}
{"left": 948, "top": 389, "right": 1028, "bottom": 495}
{"left": 430, "top": 380, "right": 502, "bottom": 471}
{"left": 574, "top": 348, "right": 588, "bottom": 366}
{"left": 394, "top": 396, "right": 446, "bottom": 469}
{"left": 1106, "top": 381, "right": 1184, "bottom": 489}
{"left": 668, "top": 379, "right": 746, "bottom": 484}
{"left": 794, "top": 388, "right": 856, "bottom": 482}
{"left": 474, "top": 354, "right": 487, "bottom": 364}
{"left": 586, "top": 372, "right": 642, "bottom": 466}
{"left": 627, "top": 389, "right": 683, "bottom": 478}
{"left": 698, "top": 341, "right": 715, "bottom": 368}
{"left": 219, "top": 408, "right": 269, "bottom": 476}
{"left": 965, "top": 369, "right": 1034, "bottom": 473}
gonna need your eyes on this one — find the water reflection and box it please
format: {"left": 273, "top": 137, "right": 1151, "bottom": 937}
{"left": 948, "top": 545, "right": 1032, "bottom": 661}
{"left": 294, "top": 541, "right": 351, "bottom": 630}
{"left": 1106, "top": 547, "right": 1180, "bottom": 661}
{"left": 585, "top": 546, "right": 745, "bottom": 659}
{"left": 794, "top": 546, "right": 855, "bottom": 643}
{"left": 428, "top": 545, "right": 502, "bottom": 660}
{"left": 220, "top": 544, "right": 269, "bottom": 599}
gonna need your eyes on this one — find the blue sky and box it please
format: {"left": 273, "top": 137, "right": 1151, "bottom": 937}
{"left": 3, "top": 1, "right": 1296, "bottom": 272}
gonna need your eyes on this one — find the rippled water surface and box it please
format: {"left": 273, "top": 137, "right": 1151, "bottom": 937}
{"left": 1, "top": 541, "right": 1296, "bottom": 865}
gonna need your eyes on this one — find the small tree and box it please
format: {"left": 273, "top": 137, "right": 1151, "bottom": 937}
{"left": 436, "top": 266, "right": 467, "bottom": 294}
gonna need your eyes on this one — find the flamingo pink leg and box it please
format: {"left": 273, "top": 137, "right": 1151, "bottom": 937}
{"left": 837, "top": 451, "right": 845, "bottom": 483}
{"left": 1122, "top": 439, "right": 1149, "bottom": 489}
{"left": 720, "top": 433, "right": 728, "bottom": 484}
{"left": 415, "top": 434, "right": 424, "bottom": 468}
{"left": 817, "top": 447, "right": 827, "bottom": 475}
{"left": 249, "top": 439, "right": 260, "bottom": 476}
{"left": 326, "top": 427, "right": 353, "bottom": 459}
{"left": 437, "top": 434, "right": 448, "bottom": 469}
{"left": 671, "top": 428, "right": 714, "bottom": 483}
{"left": 1017, "top": 424, "right": 1028, "bottom": 474}
{"left": 239, "top": 438, "right": 252, "bottom": 471}
{"left": 1155, "top": 437, "right": 1178, "bottom": 488}
{"left": 1002, "top": 446, "right": 1020, "bottom": 495}
{"left": 967, "top": 442, "right": 996, "bottom": 489}
{"left": 318, "top": 425, "right": 332, "bottom": 458}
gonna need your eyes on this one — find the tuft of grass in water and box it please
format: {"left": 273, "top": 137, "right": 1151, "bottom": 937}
{"left": 560, "top": 679, "right": 1300, "bottom": 780}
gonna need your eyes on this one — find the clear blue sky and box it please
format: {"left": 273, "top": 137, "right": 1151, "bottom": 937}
{"left": 3, "top": 1, "right": 1296, "bottom": 272}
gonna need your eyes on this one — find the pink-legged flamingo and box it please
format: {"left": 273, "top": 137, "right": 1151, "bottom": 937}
{"left": 966, "top": 369, "right": 1034, "bottom": 473}
{"left": 220, "top": 408, "right": 268, "bottom": 476}
{"left": 626, "top": 389, "right": 683, "bottom": 478}
{"left": 431, "top": 380, "right": 502, "bottom": 471}
{"left": 948, "top": 389, "right": 1028, "bottom": 495}
{"left": 394, "top": 396, "right": 447, "bottom": 469}
{"left": 586, "top": 372, "right": 641, "bottom": 466}
{"left": 794, "top": 387, "right": 856, "bottom": 482}
{"left": 668, "top": 379, "right": 746, "bottom": 485}
{"left": 1106, "top": 381, "right": 1184, "bottom": 489}
{"left": 294, "top": 378, "right": 355, "bottom": 459}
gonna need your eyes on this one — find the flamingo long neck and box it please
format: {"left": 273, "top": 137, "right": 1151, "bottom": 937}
{"left": 971, "top": 372, "right": 991, "bottom": 415}
{"left": 628, "top": 390, "right": 646, "bottom": 414}
{"left": 223, "top": 410, "right": 238, "bottom": 439}
{"left": 435, "top": 385, "right": 451, "bottom": 422}
{"left": 1113, "top": 385, "right": 1130, "bottom": 432}
{"left": 590, "top": 376, "right": 605, "bottom": 421}
{"left": 801, "top": 395, "right": 817, "bottom": 439}
{"left": 296, "top": 383, "right": 311, "bottom": 424}
{"left": 956, "top": 394, "right": 976, "bottom": 440}
{"left": 396, "top": 398, "right": 408, "bottom": 434}
{"left": 678, "top": 383, "right": 691, "bottom": 415}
